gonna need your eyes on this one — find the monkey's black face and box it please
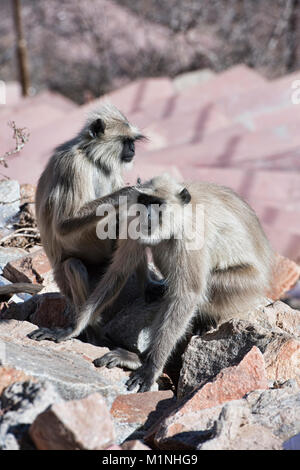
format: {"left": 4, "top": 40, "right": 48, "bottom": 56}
{"left": 121, "top": 139, "right": 135, "bottom": 162}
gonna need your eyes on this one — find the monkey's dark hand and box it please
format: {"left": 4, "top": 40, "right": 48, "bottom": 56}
{"left": 144, "top": 280, "right": 168, "bottom": 303}
{"left": 126, "top": 360, "right": 158, "bottom": 393}
{"left": 27, "top": 326, "right": 74, "bottom": 343}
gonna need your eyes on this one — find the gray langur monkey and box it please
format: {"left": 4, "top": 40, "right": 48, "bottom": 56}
{"left": 28, "top": 103, "right": 161, "bottom": 343}
{"left": 88, "top": 174, "right": 275, "bottom": 392}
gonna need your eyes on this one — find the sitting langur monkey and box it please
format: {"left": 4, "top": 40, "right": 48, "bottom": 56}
{"left": 83, "top": 174, "right": 275, "bottom": 392}
{"left": 28, "top": 103, "right": 159, "bottom": 343}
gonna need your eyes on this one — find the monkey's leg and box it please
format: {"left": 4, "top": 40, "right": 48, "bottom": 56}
{"left": 50, "top": 239, "right": 145, "bottom": 341}
{"left": 28, "top": 258, "right": 90, "bottom": 342}
{"left": 93, "top": 348, "right": 142, "bottom": 370}
{"left": 126, "top": 293, "right": 199, "bottom": 392}
{"left": 206, "top": 264, "right": 264, "bottom": 321}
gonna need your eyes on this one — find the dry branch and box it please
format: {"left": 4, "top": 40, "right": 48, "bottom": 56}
{"left": 0, "top": 121, "right": 30, "bottom": 167}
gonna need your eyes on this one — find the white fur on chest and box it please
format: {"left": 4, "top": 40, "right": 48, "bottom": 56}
{"left": 90, "top": 166, "right": 124, "bottom": 199}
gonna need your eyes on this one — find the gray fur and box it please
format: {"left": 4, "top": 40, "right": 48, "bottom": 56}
{"left": 28, "top": 103, "right": 148, "bottom": 343}
{"left": 91, "top": 174, "right": 275, "bottom": 392}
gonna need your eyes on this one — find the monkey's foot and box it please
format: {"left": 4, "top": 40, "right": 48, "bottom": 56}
{"left": 27, "top": 326, "right": 74, "bottom": 343}
{"left": 126, "top": 362, "right": 157, "bottom": 393}
{"left": 145, "top": 281, "right": 168, "bottom": 303}
{"left": 93, "top": 348, "right": 142, "bottom": 370}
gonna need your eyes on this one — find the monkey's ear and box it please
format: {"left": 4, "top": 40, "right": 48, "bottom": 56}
{"left": 179, "top": 188, "right": 191, "bottom": 205}
{"left": 89, "top": 118, "right": 106, "bottom": 138}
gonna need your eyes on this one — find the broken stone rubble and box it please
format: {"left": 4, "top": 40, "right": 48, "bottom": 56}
{"left": 145, "top": 346, "right": 268, "bottom": 448}
{"left": 0, "top": 303, "right": 299, "bottom": 449}
{"left": 3, "top": 248, "right": 52, "bottom": 285}
{"left": 0, "top": 381, "right": 61, "bottom": 450}
{"left": 111, "top": 390, "right": 175, "bottom": 444}
{"left": 0, "top": 365, "right": 36, "bottom": 395}
{"left": 149, "top": 380, "right": 300, "bottom": 450}
{"left": 0, "top": 247, "right": 27, "bottom": 272}
{"left": 29, "top": 393, "right": 115, "bottom": 450}
{"left": 0, "top": 320, "right": 131, "bottom": 404}
{"left": 0, "top": 180, "right": 20, "bottom": 231}
{"left": 178, "top": 315, "right": 300, "bottom": 399}
{"left": 0, "top": 292, "right": 299, "bottom": 449}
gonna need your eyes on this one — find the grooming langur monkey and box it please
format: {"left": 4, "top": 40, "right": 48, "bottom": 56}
{"left": 87, "top": 174, "right": 274, "bottom": 392}
{"left": 28, "top": 103, "right": 159, "bottom": 343}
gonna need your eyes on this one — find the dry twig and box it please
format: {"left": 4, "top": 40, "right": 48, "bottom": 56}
{"left": 0, "top": 121, "right": 30, "bottom": 167}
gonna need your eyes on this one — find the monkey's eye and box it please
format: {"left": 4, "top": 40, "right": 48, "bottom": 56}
{"left": 179, "top": 188, "right": 191, "bottom": 205}
{"left": 135, "top": 133, "right": 147, "bottom": 142}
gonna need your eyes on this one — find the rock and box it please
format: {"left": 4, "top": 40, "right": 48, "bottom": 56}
{"left": 105, "top": 444, "right": 122, "bottom": 450}
{"left": 122, "top": 440, "right": 151, "bottom": 450}
{"left": 268, "top": 254, "right": 300, "bottom": 301}
{"left": 0, "top": 180, "right": 20, "bottom": 229}
{"left": 20, "top": 184, "right": 36, "bottom": 205}
{"left": 0, "top": 248, "right": 27, "bottom": 272}
{"left": 252, "top": 300, "right": 300, "bottom": 338}
{"left": 111, "top": 390, "right": 175, "bottom": 443}
{"left": 240, "top": 300, "right": 300, "bottom": 339}
{"left": 111, "top": 390, "right": 174, "bottom": 425}
{"left": 0, "top": 274, "right": 27, "bottom": 305}
{"left": 29, "top": 292, "right": 69, "bottom": 328}
{"left": 263, "top": 335, "right": 300, "bottom": 387}
{"left": 147, "top": 347, "right": 267, "bottom": 450}
{"left": 8, "top": 294, "right": 30, "bottom": 304}
{"left": 283, "top": 433, "right": 300, "bottom": 450}
{"left": 29, "top": 393, "right": 115, "bottom": 450}
{"left": 38, "top": 275, "right": 60, "bottom": 294}
{"left": 179, "top": 346, "right": 267, "bottom": 409}
{"left": 0, "top": 320, "right": 131, "bottom": 403}
{"left": 0, "top": 273, "right": 33, "bottom": 304}
{"left": 0, "top": 274, "right": 13, "bottom": 289}
{"left": 19, "top": 184, "right": 37, "bottom": 221}
{"left": 1, "top": 295, "right": 39, "bottom": 321}
{"left": 0, "top": 380, "right": 62, "bottom": 449}
{"left": 178, "top": 317, "right": 300, "bottom": 399}
{"left": 198, "top": 402, "right": 282, "bottom": 451}
{"left": 0, "top": 366, "right": 36, "bottom": 394}
{"left": 218, "top": 423, "right": 282, "bottom": 450}
{"left": 2, "top": 249, "right": 52, "bottom": 285}
{"left": 244, "top": 380, "right": 300, "bottom": 441}
{"left": 151, "top": 381, "right": 300, "bottom": 450}
{"left": 0, "top": 292, "right": 68, "bottom": 327}
{"left": 284, "top": 281, "right": 300, "bottom": 310}
{"left": 150, "top": 400, "right": 244, "bottom": 450}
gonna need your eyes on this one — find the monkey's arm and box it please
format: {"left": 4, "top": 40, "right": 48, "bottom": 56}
{"left": 57, "top": 186, "right": 137, "bottom": 236}
{"left": 126, "top": 247, "right": 209, "bottom": 392}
